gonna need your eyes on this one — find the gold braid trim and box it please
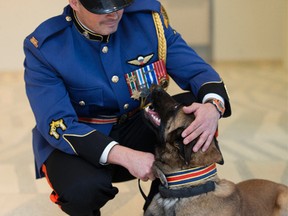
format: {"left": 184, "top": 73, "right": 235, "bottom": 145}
{"left": 152, "top": 11, "right": 167, "bottom": 63}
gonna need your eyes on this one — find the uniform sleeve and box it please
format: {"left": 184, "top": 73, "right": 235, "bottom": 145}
{"left": 159, "top": 8, "right": 231, "bottom": 117}
{"left": 24, "top": 37, "right": 113, "bottom": 167}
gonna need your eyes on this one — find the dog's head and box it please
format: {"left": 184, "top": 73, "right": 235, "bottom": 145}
{"left": 144, "top": 85, "right": 223, "bottom": 171}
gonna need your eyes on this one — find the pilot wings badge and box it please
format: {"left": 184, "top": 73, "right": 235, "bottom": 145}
{"left": 127, "top": 54, "right": 154, "bottom": 66}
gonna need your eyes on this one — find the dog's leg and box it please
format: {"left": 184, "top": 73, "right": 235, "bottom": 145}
{"left": 144, "top": 193, "right": 178, "bottom": 216}
{"left": 162, "top": 198, "right": 178, "bottom": 216}
{"left": 144, "top": 194, "right": 165, "bottom": 216}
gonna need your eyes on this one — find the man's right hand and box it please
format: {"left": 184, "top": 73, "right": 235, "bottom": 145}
{"left": 107, "top": 145, "right": 155, "bottom": 181}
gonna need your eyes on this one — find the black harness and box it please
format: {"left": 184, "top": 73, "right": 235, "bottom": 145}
{"left": 139, "top": 180, "right": 216, "bottom": 200}
{"left": 158, "top": 181, "right": 216, "bottom": 198}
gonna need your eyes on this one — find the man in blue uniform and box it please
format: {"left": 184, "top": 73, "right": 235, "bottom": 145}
{"left": 23, "top": 0, "right": 231, "bottom": 215}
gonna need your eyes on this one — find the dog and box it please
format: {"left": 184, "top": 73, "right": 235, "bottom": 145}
{"left": 143, "top": 85, "right": 288, "bottom": 216}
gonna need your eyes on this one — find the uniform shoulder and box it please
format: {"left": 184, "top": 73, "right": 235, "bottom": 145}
{"left": 125, "top": 0, "right": 170, "bottom": 30}
{"left": 25, "top": 6, "right": 73, "bottom": 48}
{"left": 124, "top": 0, "right": 161, "bottom": 13}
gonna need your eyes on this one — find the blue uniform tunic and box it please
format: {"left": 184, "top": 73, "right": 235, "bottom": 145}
{"left": 24, "top": 0, "right": 231, "bottom": 178}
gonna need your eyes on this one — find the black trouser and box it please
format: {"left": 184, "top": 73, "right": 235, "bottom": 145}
{"left": 43, "top": 93, "right": 195, "bottom": 216}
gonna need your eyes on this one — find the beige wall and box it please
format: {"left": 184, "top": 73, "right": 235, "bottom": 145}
{"left": 161, "top": 0, "right": 210, "bottom": 45}
{"left": 0, "top": 1, "right": 67, "bottom": 72}
{"left": 163, "top": 0, "right": 287, "bottom": 63}
{"left": 284, "top": 0, "right": 288, "bottom": 69}
{"left": 213, "top": 0, "right": 286, "bottom": 62}
{"left": 0, "top": 0, "right": 287, "bottom": 72}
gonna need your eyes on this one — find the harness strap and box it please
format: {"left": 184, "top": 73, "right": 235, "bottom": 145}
{"left": 159, "top": 181, "right": 216, "bottom": 198}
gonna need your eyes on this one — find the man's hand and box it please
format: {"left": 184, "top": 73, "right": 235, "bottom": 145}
{"left": 107, "top": 145, "right": 155, "bottom": 181}
{"left": 181, "top": 102, "right": 220, "bottom": 152}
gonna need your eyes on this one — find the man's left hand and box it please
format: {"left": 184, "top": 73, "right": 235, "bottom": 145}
{"left": 181, "top": 102, "right": 220, "bottom": 152}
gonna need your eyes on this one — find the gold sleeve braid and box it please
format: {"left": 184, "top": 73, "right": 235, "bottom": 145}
{"left": 152, "top": 8, "right": 167, "bottom": 63}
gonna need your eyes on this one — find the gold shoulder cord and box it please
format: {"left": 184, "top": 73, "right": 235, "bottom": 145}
{"left": 152, "top": 10, "right": 167, "bottom": 64}
{"left": 140, "top": 8, "right": 169, "bottom": 108}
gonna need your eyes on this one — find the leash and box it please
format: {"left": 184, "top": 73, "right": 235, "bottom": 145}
{"left": 138, "top": 179, "right": 148, "bottom": 201}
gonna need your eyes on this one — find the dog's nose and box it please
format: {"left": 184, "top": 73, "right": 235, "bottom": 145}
{"left": 150, "top": 84, "right": 158, "bottom": 92}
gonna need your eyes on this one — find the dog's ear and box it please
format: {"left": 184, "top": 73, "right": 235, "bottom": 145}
{"left": 190, "top": 137, "right": 224, "bottom": 166}
{"left": 181, "top": 137, "right": 224, "bottom": 166}
{"left": 213, "top": 137, "right": 224, "bottom": 165}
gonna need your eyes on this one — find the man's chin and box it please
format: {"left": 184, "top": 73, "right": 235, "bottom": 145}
{"left": 100, "top": 25, "right": 119, "bottom": 35}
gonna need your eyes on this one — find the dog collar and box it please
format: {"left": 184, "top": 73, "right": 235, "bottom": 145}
{"left": 159, "top": 163, "right": 217, "bottom": 189}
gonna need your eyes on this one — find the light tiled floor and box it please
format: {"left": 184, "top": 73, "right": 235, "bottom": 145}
{"left": 0, "top": 62, "right": 287, "bottom": 216}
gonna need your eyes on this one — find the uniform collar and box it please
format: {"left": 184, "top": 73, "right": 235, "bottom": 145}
{"left": 72, "top": 10, "right": 110, "bottom": 43}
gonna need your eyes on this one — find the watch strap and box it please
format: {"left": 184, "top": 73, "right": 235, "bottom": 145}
{"left": 206, "top": 99, "right": 225, "bottom": 118}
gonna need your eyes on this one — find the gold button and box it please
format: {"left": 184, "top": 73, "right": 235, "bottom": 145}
{"left": 102, "top": 46, "right": 108, "bottom": 53}
{"left": 79, "top": 101, "right": 86, "bottom": 106}
{"left": 66, "top": 16, "right": 72, "bottom": 22}
{"left": 123, "top": 104, "right": 129, "bottom": 110}
{"left": 111, "top": 75, "right": 119, "bottom": 83}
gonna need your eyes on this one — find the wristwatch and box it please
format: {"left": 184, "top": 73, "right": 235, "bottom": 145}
{"left": 206, "top": 99, "right": 225, "bottom": 118}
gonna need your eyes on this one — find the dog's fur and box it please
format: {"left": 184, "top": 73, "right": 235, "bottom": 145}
{"left": 144, "top": 86, "right": 288, "bottom": 216}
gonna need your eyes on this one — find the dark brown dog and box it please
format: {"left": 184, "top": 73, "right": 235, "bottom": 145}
{"left": 144, "top": 86, "right": 288, "bottom": 216}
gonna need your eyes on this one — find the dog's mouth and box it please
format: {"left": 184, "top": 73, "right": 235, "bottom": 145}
{"left": 144, "top": 103, "right": 161, "bottom": 128}
{"left": 144, "top": 102, "right": 182, "bottom": 129}
{"left": 143, "top": 85, "right": 183, "bottom": 129}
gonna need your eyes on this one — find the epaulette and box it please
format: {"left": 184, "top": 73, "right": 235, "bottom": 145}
{"left": 27, "top": 11, "right": 73, "bottom": 49}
